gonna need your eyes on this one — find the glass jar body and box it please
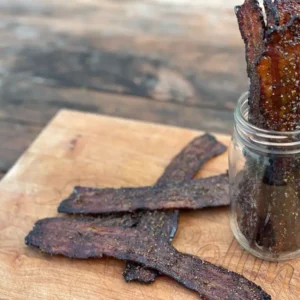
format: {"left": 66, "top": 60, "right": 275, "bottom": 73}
{"left": 229, "top": 94, "right": 300, "bottom": 261}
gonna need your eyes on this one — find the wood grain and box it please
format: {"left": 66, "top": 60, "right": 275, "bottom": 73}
{"left": 0, "top": 110, "right": 298, "bottom": 300}
{"left": 0, "top": 86, "right": 233, "bottom": 178}
{"left": 0, "top": 119, "right": 41, "bottom": 173}
{"left": 0, "top": 0, "right": 246, "bottom": 108}
{"left": 0, "top": 0, "right": 246, "bottom": 177}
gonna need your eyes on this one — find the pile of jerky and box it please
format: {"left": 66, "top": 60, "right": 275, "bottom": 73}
{"left": 25, "top": 134, "right": 271, "bottom": 299}
{"left": 236, "top": 0, "right": 300, "bottom": 256}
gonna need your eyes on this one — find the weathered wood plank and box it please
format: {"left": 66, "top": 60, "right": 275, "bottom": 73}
{"left": 0, "top": 119, "right": 42, "bottom": 173}
{"left": 0, "top": 85, "right": 233, "bottom": 175}
{"left": 0, "top": 0, "right": 246, "bottom": 110}
{"left": 0, "top": 110, "right": 297, "bottom": 300}
{"left": 1, "top": 81, "right": 233, "bottom": 131}
{"left": 0, "top": 0, "right": 244, "bottom": 175}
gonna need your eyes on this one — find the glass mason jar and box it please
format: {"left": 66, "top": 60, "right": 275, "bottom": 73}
{"left": 229, "top": 93, "right": 300, "bottom": 261}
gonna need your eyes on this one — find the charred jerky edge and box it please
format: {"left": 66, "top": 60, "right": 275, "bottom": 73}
{"left": 235, "top": 0, "right": 265, "bottom": 128}
{"left": 25, "top": 218, "right": 271, "bottom": 300}
{"left": 58, "top": 174, "right": 229, "bottom": 214}
{"left": 264, "top": 0, "right": 279, "bottom": 26}
{"left": 124, "top": 134, "right": 227, "bottom": 283}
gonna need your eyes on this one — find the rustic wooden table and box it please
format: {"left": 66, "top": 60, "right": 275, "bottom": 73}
{"left": 0, "top": 0, "right": 246, "bottom": 179}
{"left": 1, "top": 110, "right": 298, "bottom": 300}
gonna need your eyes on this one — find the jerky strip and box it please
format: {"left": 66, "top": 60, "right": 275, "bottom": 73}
{"left": 73, "top": 212, "right": 142, "bottom": 228}
{"left": 155, "top": 134, "right": 226, "bottom": 185}
{"left": 25, "top": 218, "right": 271, "bottom": 300}
{"left": 58, "top": 174, "right": 229, "bottom": 214}
{"left": 275, "top": 0, "right": 300, "bottom": 26}
{"left": 124, "top": 134, "right": 227, "bottom": 283}
{"left": 255, "top": 4, "right": 300, "bottom": 252}
{"left": 237, "top": 2, "right": 300, "bottom": 255}
{"left": 257, "top": 16, "right": 300, "bottom": 131}
{"left": 235, "top": 0, "right": 266, "bottom": 127}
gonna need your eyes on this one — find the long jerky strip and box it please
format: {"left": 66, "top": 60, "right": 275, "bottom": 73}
{"left": 255, "top": 15, "right": 300, "bottom": 252}
{"left": 235, "top": 0, "right": 265, "bottom": 128}
{"left": 236, "top": 1, "right": 300, "bottom": 255}
{"left": 124, "top": 134, "right": 227, "bottom": 283}
{"left": 257, "top": 15, "right": 300, "bottom": 131}
{"left": 236, "top": 0, "right": 269, "bottom": 254}
{"left": 260, "top": 1, "right": 300, "bottom": 253}
{"left": 58, "top": 174, "right": 229, "bottom": 214}
{"left": 249, "top": 6, "right": 300, "bottom": 250}
{"left": 25, "top": 218, "right": 271, "bottom": 300}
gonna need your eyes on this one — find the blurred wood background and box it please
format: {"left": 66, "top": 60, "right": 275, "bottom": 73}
{"left": 0, "top": 0, "right": 247, "bottom": 180}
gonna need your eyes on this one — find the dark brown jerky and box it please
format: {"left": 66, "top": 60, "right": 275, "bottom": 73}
{"left": 264, "top": 0, "right": 280, "bottom": 26}
{"left": 155, "top": 134, "right": 226, "bottom": 186}
{"left": 75, "top": 212, "right": 142, "bottom": 228}
{"left": 257, "top": 4, "right": 300, "bottom": 253}
{"left": 58, "top": 174, "right": 229, "bottom": 214}
{"left": 25, "top": 218, "right": 271, "bottom": 300}
{"left": 236, "top": 1, "right": 300, "bottom": 255}
{"left": 235, "top": 0, "right": 265, "bottom": 127}
{"left": 275, "top": 0, "right": 300, "bottom": 26}
{"left": 257, "top": 16, "right": 300, "bottom": 131}
{"left": 236, "top": 158, "right": 300, "bottom": 254}
{"left": 124, "top": 134, "right": 227, "bottom": 283}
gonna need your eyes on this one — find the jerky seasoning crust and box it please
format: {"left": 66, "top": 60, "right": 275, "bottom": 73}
{"left": 235, "top": 0, "right": 300, "bottom": 254}
{"left": 58, "top": 174, "right": 229, "bottom": 215}
{"left": 25, "top": 218, "right": 271, "bottom": 300}
{"left": 123, "top": 134, "right": 227, "bottom": 283}
{"left": 236, "top": 0, "right": 300, "bottom": 130}
{"left": 25, "top": 132, "right": 271, "bottom": 298}
{"left": 258, "top": 16, "right": 300, "bottom": 130}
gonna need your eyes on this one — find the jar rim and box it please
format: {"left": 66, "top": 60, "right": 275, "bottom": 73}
{"left": 235, "top": 92, "right": 300, "bottom": 136}
{"left": 234, "top": 93, "right": 300, "bottom": 154}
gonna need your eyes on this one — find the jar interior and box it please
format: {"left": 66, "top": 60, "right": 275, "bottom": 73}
{"left": 230, "top": 93, "right": 300, "bottom": 261}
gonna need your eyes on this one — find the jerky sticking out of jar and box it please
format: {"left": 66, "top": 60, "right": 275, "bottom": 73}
{"left": 25, "top": 217, "right": 271, "bottom": 300}
{"left": 233, "top": 0, "right": 300, "bottom": 260}
{"left": 237, "top": 0, "right": 300, "bottom": 130}
{"left": 235, "top": 0, "right": 265, "bottom": 127}
{"left": 258, "top": 15, "right": 300, "bottom": 131}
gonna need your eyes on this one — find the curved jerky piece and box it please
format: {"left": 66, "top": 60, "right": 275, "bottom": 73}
{"left": 58, "top": 174, "right": 229, "bottom": 214}
{"left": 257, "top": 16, "right": 300, "bottom": 131}
{"left": 157, "top": 134, "right": 227, "bottom": 186}
{"left": 25, "top": 218, "right": 271, "bottom": 300}
{"left": 275, "top": 0, "right": 300, "bottom": 26}
{"left": 124, "top": 134, "right": 227, "bottom": 283}
{"left": 236, "top": 0, "right": 265, "bottom": 127}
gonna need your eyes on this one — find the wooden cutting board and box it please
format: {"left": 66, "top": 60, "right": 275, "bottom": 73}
{"left": 0, "top": 110, "right": 298, "bottom": 300}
